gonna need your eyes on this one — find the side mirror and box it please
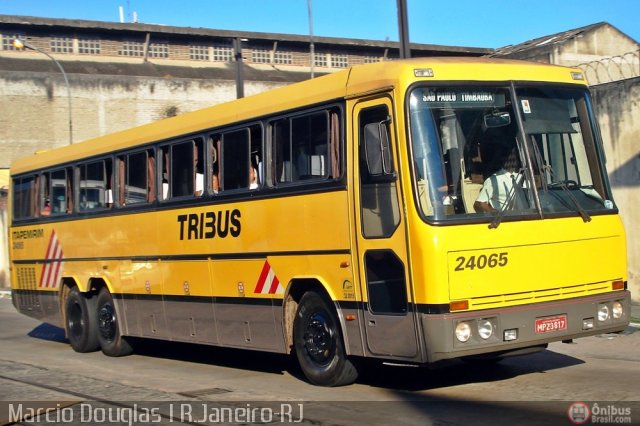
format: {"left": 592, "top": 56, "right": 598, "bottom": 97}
{"left": 364, "top": 119, "right": 394, "bottom": 178}
{"left": 484, "top": 111, "right": 511, "bottom": 128}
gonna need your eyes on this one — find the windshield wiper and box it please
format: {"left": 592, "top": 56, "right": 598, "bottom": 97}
{"left": 489, "top": 170, "right": 525, "bottom": 229}
{"left": 547, "top": 180, "right": 592, "bottom": 222}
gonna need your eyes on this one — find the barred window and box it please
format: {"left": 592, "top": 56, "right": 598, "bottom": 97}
{"left": 274, "top": 51, "right": 292, "bottom": 65}
{"left": 51, "top": 36, "right": 73, "bottom": 54}
{"left": 331, "top": 54, "right": 349, "bottom": 68}
{"left": 119, "top": 40, "right": 144, "bottom": 57}
{"left": 1, "top": 33, "right": 25, "bottom": 50}
{"left": 148, "top": 42, "right": 169, "bottom": 58}
{"left": 313, "top": 53, "right": 328, "bottom": 67}
{"left": 78, "top": 38, "right": 101, "bottom": 55}
{"left": 251, "top": 49, "right": 270, "bottom": 64}
{"left": 190, "top": 45, "right": 209, "bottom": 61}
{"left": 212, "top": 45, "right": 233, "bottom": 62}
{"left": 363, "top": 56, "right": 380, "bottom": 64}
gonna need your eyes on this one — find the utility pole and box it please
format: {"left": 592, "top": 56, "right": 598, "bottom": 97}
{"left": 397, "top": 0, "right": 411, "bottom": 59}
{"left": 308, "top": 0, "right": 315, "bottom": 78}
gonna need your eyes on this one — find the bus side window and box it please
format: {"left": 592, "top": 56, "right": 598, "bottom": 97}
{"left": 209, "top": 135, "right": 221, "bottom": 194}
{"left": 12, "top": 175, "right": 37, "bottom": 219}
{"left": 79, "top": 159, "right": 110, "bottom": 211}
{"left": 106, "top": 158, "right": 114, "bottom": 207}
{"left": 273, "top": 119, "right": 291, "bottom": 184}
{"left": 171, "top": 141, "right": 194, "bottom": 197}
{"left": 146, "top": 151, "right": 155, "bottom": 203}
{"left": 250, "top": 125, "right": 263, "bottom": 189}
{"left": 271, "top": 109, "right": 336, "bottom": 186}
{"left": 221, "top": 129, "right": 250, "bottom": 191}
{"left": 160, "top": 146, "right": 169, "bottom": 200}
{"left": 49, "top": 169, "right": 70, "bottom": 214}
{"left": 292, "top": 112, "right": 329, "bottom": 180}
{"left": 194, "top": 139, "right": 204, "bottom": 197}
{"left": 119, "top": 151, "right": 148, "bottom": 205}
{"left": 39, "top": 173, "right": 50, "bottom": 216}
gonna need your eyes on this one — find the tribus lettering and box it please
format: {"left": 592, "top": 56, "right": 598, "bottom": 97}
{"left": 177, "top": 209, "right": 241, "bottom": 240}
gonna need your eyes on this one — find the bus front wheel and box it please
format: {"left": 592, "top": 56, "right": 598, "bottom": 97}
{"left": 96, "top": 288, "right": 132, "bottom": 357}
{"left": 65, "top": 287, "right": 100, "bottom": 353}
{"left": 293, "top": 291, "right": 358, "bottom": 386}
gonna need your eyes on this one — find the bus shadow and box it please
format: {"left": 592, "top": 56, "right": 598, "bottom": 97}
{"left": 27, "top": 323, "right": 67, "bottom": 343}
{"left": 128, "top": 337, "right": 292, "bottom": 377}
{"left": 355, "top": 349, "right": 585, "bottom": 391}
{"left": 25, "top": 323, "right": 586, "bottom": 391}
{"left": 24, "top": 323, "right": 292, "bottom": 376}
{"left": 26, "top": 323, "right": 293, "bottom": 377}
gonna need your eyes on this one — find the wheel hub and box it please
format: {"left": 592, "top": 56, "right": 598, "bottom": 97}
{"left": 97, "top": 303, "right": 117, "bottom": 342}
{"left": 303, "top": 312, "right": 335, "bottom": 364}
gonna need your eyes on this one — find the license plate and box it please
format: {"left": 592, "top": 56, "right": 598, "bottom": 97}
{"left": 535, "top": 315, "right": 567, "bottom": 334}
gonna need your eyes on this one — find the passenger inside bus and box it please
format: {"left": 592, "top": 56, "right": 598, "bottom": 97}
{"left": 473, "top": 145, "right": 522, "bottom": 212}
{"left": 41, "top": 198, "right": 51, "bottom": 216}
{"left": 249, "top": 166, "right": 258, "bottom": 189}
{"left": 210, "top": 136, "right": 220, "bottom": 194}
{"left": 472, "top": 114, "right": 526, "bottom": 213}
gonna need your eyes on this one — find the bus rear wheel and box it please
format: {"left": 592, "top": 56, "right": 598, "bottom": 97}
{"left": 293, "top": 291, "right": 358, "bottom": 386}
{"left": 96, "top": 288, "right": 132, "bottom": 357}
{"left": 65, "top": 287, "right": 100, "bottom": 353}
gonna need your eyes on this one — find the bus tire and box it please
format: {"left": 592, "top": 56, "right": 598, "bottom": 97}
{"left": 293, "top": 291, "right": 358, "bottom": 386}
{"left": 65, "top": 287, "right": 100, "bottom": 353}
{"left": 96, "top": 288, "right": 133, "bottom": 357}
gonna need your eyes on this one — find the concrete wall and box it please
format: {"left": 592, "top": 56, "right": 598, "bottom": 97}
{"left": 0, "top": 71, "right": 288, "bottom": 168}
{"left": 591, "top": 76, "right": 640, "bottom": 302}
{"left": 498, "top": 23, "right": 639, "bottom": 67}
{"left": 554, "top": 25, "right": 639, "bottom": 66}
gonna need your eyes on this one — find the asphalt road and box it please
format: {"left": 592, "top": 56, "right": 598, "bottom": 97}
{"left": 0, "top": 294, "right": 638, "bottom": 425}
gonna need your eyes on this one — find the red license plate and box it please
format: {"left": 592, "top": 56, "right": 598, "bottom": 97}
{"left": 535, "top": 315, "right": 568, "bottom": 334}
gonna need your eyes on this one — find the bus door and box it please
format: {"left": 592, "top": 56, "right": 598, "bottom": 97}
{"left": 352, "top": 98, "right": 418, "bottom": 358}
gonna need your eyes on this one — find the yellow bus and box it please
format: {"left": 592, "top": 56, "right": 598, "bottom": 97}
{"left": 9, "top": 58, "right": 630, "bottom": 386}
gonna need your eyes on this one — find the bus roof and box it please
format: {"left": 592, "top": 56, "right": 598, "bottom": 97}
{"left": 11, "top": 57, "right": 586, "bottom": 175}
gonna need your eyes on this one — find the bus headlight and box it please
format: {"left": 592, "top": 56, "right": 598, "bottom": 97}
{"left": 477, "top": 319, "right": 494, "bottom": 339}
{"left": 612, "top": 301, "right": 624, "bottom": 319}
{"left": 597, "top": 303, "right": 610, "bottom": 322}
{"left": 455, "top": 322, "right": 472, "bottom": 342}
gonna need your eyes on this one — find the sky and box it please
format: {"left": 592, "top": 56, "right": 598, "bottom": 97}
{"left": 0, "top": 0, "right": 639, "bottom": 49}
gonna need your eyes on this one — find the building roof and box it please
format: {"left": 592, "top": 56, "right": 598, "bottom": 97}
{"left": 491, "top": 22, "right": 636, "bottom": 57}
{"left": 0, "top": 14, "right": 492, "bottom": 56}
{"left": 0, "top": 56, "right": 315, "bottom": 83}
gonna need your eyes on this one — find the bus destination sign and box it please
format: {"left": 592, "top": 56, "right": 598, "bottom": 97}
{"left": 418, "top": 89, "right": 506, "bottom": 108}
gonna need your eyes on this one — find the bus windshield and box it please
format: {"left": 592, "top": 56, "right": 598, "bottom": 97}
{"left": 408, "top": 85, "right": 615, "bottom": 222}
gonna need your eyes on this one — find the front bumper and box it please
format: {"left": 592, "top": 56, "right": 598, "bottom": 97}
{"left": 421, "top": 291, "right": 631, "bottom": 362}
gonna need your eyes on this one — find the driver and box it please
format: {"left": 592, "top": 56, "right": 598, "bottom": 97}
{"left": 474, "top": 145, "right": 521, "bottom": 213}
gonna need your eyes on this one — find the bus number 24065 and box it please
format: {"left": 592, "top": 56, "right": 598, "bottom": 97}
{"left": 454, "top": 252, "right": 509, "bottom": 271}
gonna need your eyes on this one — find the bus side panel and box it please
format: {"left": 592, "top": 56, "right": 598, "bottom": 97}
{"left": 10, "top": 225, "right": 64, "bottom": 327}
{"left": 11, "top": 287, "right": 61, "bottom": 327}
{"left": 212, "top": 259, "right": 285, "bottom": 352}
{"left": 161, "top": 259, "right": 218, "bottom": 344}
